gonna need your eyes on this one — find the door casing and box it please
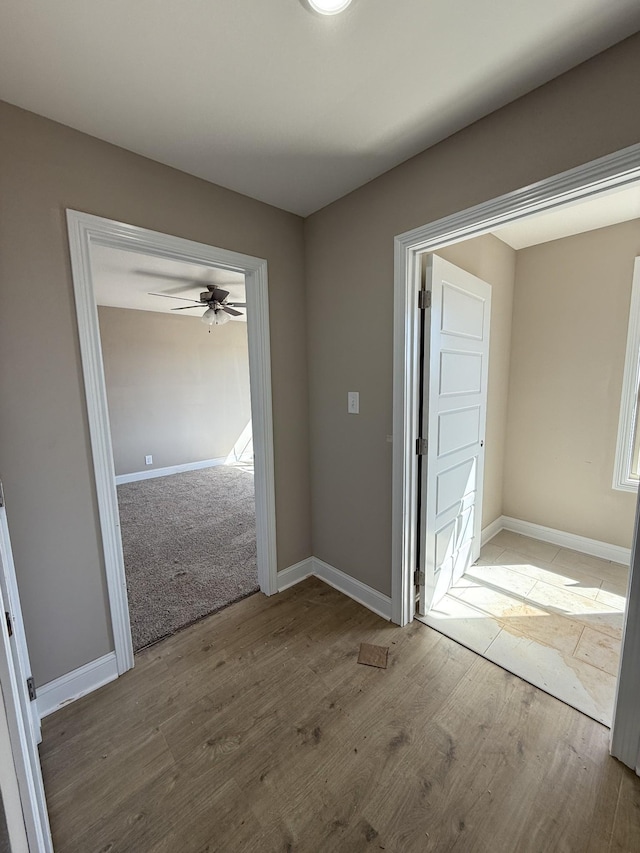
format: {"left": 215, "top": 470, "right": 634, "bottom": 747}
{"left": 67, "top": 210, "right": 278, "bottom": 676}
{"left": 391, "top": 142, "right": 640, "bottom": 770}
{"left": 0, "top": 505, "right": 53, "bottom": 851}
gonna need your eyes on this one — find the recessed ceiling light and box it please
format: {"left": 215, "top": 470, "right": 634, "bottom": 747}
{"left": 308, "top": 0, "right": 353, "bottom": 15}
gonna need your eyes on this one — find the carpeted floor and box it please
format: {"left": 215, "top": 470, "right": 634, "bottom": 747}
{"left": 117, "top": 465, "right": 257, "bottom": 651}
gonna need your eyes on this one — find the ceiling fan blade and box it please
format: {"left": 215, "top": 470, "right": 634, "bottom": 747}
{"left": 209, "top": 287, "right": 230, "bottom": 302}
{"left": 137, "top": 271, "right": 202, "bottom": 283}
{"left": 148, "top": 292, "right": 201, "bottom": 303}
{"left": 140, "top": 271, "right": 237, "bottom": 286}
{"left": 227, "top": 302, "right": 247, "bottom": 308}
{"left": 222, "top": 306, "right": 243, "bottom": 317}
{"left": 171, "top": 305, "right": 204, "bottom": 311}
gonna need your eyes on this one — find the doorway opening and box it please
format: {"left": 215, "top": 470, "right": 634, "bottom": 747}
{"left": 91, "top": 244, "right": 258, "bottom": 651}
{"left": 67, "top": 211, "right": 278, "bottom": 674}
{"left": 392, "top": 145, "right": 640, "bottom": 760}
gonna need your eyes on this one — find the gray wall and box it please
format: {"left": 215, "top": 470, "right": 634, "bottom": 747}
{"left": 503, "top": 220, "right": 640, "bottom": 547}
{"left": 304, "top": 34, "right": 640, "bottom": 596}
{"left": 1, "top": 33, "right": 639, "bottom": 687}
{"left": 98, "top": 307, "right": 251, "bottom": 476}
{"left": 0, "top": 102, "right": 310, "bottom": 685}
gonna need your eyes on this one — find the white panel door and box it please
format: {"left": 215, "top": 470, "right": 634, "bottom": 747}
{"left": 0, "top": 495, "right": 53, "bottom": 851}
{"left": 418, "top": 255, "right": 491, "bottom": 615}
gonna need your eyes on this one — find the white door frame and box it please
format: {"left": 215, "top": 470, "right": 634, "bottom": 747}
{"left": 0, "top": 506, "right": 53, "bottom": 852}
{"left": 66, "top": 210, "right": 278, "bottom": 675}
{"left": 392, "top": 143, "right": 640, "bottom": 768}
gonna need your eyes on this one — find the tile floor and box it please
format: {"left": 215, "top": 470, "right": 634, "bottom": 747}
{"left": 419, "top": 530, "right": 629, "bottom": 726}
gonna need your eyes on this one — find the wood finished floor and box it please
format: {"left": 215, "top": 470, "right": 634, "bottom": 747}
{"left": 40, "top": 577, "right": 640, "bottom": 852}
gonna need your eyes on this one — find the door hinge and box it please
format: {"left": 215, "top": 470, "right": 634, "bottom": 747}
{"left": 414, "top": 570, "right": 425, "bottom": 587}
{"left": 418, "top": 290, "right": 432, "bottom": 310}
{"left": 416, "top": 437, "right": 428, "bottom": 455}
{"left": 26, "top": 677, "right": 37, "bottom": 702}
{"left": 5, "top": 611, "right": 12, "bottom": 637}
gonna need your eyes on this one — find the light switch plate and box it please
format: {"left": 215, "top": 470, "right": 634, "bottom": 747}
{"left": 348, "top": 391, "right": 359, "bottom": 414}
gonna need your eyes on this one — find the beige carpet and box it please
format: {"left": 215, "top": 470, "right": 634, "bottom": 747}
{"left": 117, "top": 465, "right": 257, "bottom": 651}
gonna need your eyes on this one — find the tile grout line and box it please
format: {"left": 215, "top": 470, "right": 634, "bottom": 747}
{"left": 570, "top": 623, "right": 586, "bottom": 659}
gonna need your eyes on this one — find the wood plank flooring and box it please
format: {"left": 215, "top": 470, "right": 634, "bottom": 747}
{"left": 39, "top": 577, "right": 640, "bottom": 852}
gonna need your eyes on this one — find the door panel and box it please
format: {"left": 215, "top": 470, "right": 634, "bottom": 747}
{"left": 437, "top": 405, "right": 481, "bottom": 456}
{"left": 0, "top": 502, "right": 53, "bottom": 851}
{"left": 418, "top": 254, "right": 491, "bottom": 615}
{"left": 0, "top": 508, "right": 41, "bottom": 746}
{"left": 440, "top": 350, "right": 483, "bottom": 396}
{"left": 441, "top": 283, "right": 485, "bottom": 338}
{"left": 436, "top": 459, "right": 476, "bottom": 515}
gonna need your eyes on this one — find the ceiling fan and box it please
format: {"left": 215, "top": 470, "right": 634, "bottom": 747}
{"left": 148, "top": 285, "right": 246, "bottom": 326}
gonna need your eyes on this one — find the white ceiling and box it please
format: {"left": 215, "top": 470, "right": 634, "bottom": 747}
{"left": 492, "top": 181, "right": 640, "bottom": 249}
{"left": 91, "top": 244, "right": 246, "bottom": 320}
{"left": 1, "top": 1, "right": 639, "bottom": 216}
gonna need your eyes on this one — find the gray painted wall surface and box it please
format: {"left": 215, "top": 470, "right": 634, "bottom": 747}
{"left": 304, "top": 34, "right": 640, "bottom": 596}
{"left": 98, "top": 307, "right": 251, "bottom": 476}
{"left": 503, "top": 219, "right": 640, "bottom": 547}
{"left": 0, "top": 103, "right": 310, "bottom": 685}
{"left": 0, "top": 33, "right": 639, "bottom": 685}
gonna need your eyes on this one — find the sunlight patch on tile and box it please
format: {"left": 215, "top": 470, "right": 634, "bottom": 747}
{"left": 422, "top": 538, "right": 626, "bottom": 727}
{"left": 420, "top": 594, "right": 502, "bottom": 655}
{"left": 573, "top": 627, "right": 621, "bottom": 677}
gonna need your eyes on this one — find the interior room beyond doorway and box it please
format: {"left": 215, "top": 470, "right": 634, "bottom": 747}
{"left": 416, "top": 181, "right": 640, "bottom": 724}
{"left": 428, "top": 531, "right": 628, "bottom": 725}
{"left": 92, "top": 244, "right": 258, "bottom": 651}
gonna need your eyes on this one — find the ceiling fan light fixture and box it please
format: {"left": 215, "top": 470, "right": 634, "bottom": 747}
{"left": 308, "top": 0, "right": 353, "bottom": 15}
{"left": 201, "top": 307, "right": 216, "bottom": 325}
{"left": 202, "top": 306, "right": 231, "bottom": 326}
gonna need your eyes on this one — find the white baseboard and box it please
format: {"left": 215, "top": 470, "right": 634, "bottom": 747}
{"left": 115, "top": 457, "right": 227, "bottom": 485}
{"left": 313, "top": 557, "right": 392, "bottom": 620}
{"left": 481, "top": 516, "right": 503, "bottom": 546}
{"left": 37, "top": 652, "right": 118, "bottom": 718}
{"left": 483, "top": 515, "right": 631, "bottom": 566}
{"left": 278, "top": 556, "right": 392, "bottom": 621}
{"left": 277, "top": 557, "right": 314, "bottom": 592}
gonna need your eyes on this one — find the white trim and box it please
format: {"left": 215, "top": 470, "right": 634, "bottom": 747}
{"left": 392, "top": 143, "right": 640, "bottom": 628}
{"left": 481, "top": 516, "right": 504, "bottom": 546}
{"left": 276, "top": 558, "right": 315, "bottom": 592}
{"left": 66, "top": 210, "right": 279, "bottom": 680}
{"left": 496, "top": 516, "right": 631, "bottom": 565}
{"left": 0, "top": 513, "right": 41, "bottom": 746}
{"left": 115, "top": 457, "right": 227, "bottom": 485}
{"left": 277, "top": 556, "right": 392, "bottom": 620}
{"left": 0, "top": 508, "right": 52, "bottom": 851}
{"left": 613, "top": 257, "right": 640, "bottom": 492}
{"left": 611, "top": 497, "right": 640, "bottom": 772}
{"left": 391, "top": 144, "right": 640, "bottom": 771}
{"left": 391, "top": 234, "right": 422, "bottom": 626}
{"left": 312, "top": 558, "right": 392, "bottom": 620}
{"left": 36, "top": 652, "right": 118, "bottom": 719}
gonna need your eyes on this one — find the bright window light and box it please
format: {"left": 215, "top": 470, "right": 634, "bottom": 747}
{"left": 308, "top": 0, "right": 353, "bottom": 15}
{"left": 614, "top": 257, "right": 640, "bottom": 491}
